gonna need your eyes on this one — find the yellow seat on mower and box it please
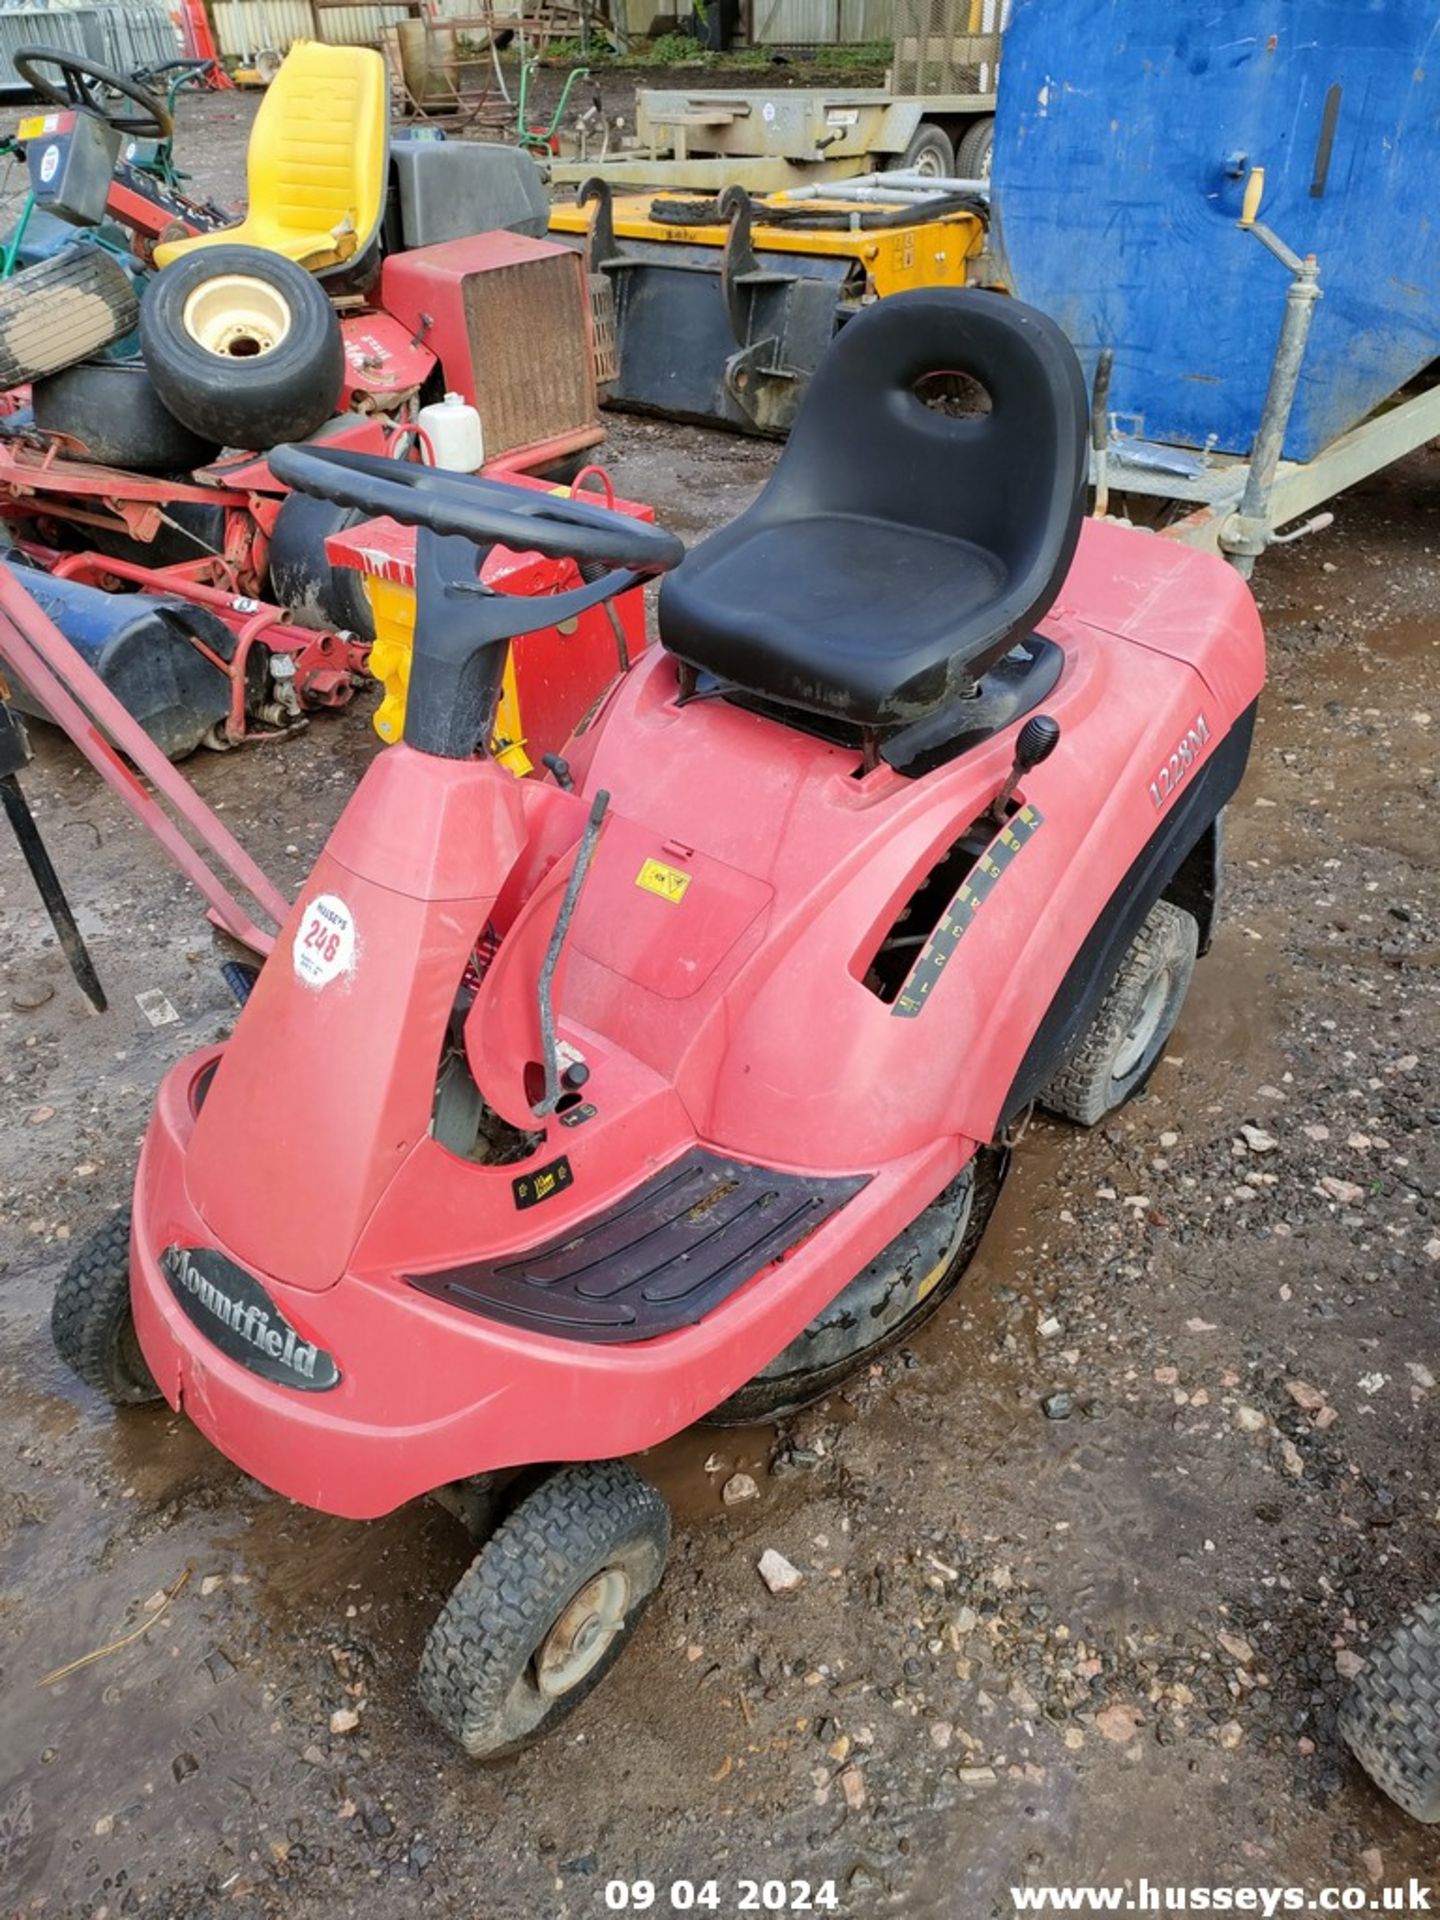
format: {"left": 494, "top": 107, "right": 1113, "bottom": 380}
{"left": 154, "top": 41, "right": 388, "bottom": 278}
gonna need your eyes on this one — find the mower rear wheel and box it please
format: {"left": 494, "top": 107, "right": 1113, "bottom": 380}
{"left": 140, "top": 245, "right": 343, "bottom": 450}
{"left": 266, "top": 489, "right": 376, "bottom": 642}
{"left": 418, "top": 1460, "right": 670, "bottom": 1760}
{"left": 0, "top": 244, "right": 139, "bottom": 389}
{"left": 32, "top": 360, "right": 220, "bottom": 473}
{"left": 709, "top": 1151, "right": 1007, "bottom": 1425}
{"left": 1042, "top": 898, "right": 1198, "bottom": 1127}
{"left": 51, "top": 1205, "right": 161, "bottom": 1406}
{"left": 1340, "top": 1594, "right": 1440, "bottom": 1822}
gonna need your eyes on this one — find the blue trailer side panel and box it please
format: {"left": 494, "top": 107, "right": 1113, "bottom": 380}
{"left": 991, "top": 0, "right": 1439, "bottom": 462}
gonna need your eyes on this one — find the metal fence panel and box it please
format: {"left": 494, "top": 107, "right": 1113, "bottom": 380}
{"left": 891, "top": 0, "right": 1006, "bottom": 93}
{"left": 752, "top": 0, "right": 894, "bottom": 46}
{"left": 90, "top": 1, "right": 181, "bottom": 71}
{"left": 211, "top": 0, "right": 316, "bottom": 57}
{"left": 0, "top": 6, "right": 96, "bottom": 87}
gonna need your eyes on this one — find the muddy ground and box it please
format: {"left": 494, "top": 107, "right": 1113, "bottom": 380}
{"left": 1, "top": 88, "right": 1439, "bottom": 1920}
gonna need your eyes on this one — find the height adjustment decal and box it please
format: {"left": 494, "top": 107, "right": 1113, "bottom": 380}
{"left": 892, "top": 806, "right": 1044, "bottom": 1019}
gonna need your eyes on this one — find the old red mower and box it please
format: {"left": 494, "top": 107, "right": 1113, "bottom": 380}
{"left": 52, "top": 289, "right": 1265, "bottom": 1758}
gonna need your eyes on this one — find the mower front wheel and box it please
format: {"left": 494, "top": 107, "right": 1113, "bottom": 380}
{"left": 1042, "top": 898, "right": 1198, "bottom": 1127}
{"left": 418, "top": 1460, "right": 670, "bottom": 1760}
{"left": 51, "top": 1206, "right": 161, "bottom": 1407}
{"left": 1340, "top": 1595, "right": 1440, "bottom": 1821}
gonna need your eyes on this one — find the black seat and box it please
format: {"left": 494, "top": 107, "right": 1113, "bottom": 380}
{"left": 659, "top": 288, "right": 1089, "bottom": 732}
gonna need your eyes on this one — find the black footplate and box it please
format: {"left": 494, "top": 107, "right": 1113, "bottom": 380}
{"left": 405, "top": 1151, "right": 870, "bottom": 1344}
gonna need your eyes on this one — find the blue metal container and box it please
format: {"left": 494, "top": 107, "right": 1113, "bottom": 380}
{"left": 991, "top": 0, "right": 1440, "bottom": 461}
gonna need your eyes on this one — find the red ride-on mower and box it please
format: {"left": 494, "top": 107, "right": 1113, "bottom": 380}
{"left": 52, "top": 290, "right": 1266, "bottom": 1758}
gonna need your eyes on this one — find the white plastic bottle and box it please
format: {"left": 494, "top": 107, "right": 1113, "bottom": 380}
{"left": 416, "top": 391, "right": 485, "bottom": 472}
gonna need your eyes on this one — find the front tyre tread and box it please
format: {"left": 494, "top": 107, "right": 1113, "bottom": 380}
{"left": 1340, "top": 1595, "right": 1440, "bottom": 1822}
{"left": 418, "top": 1459, "right": 669, "bottom": 1760}
{"left": 51, "top": 1206, "right": 161, "bottom": 1406}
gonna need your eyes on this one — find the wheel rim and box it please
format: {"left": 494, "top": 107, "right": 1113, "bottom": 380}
{"left": 534, "top": 1567, "right": 631, "bottom": 1698}
{"left": 1112, "top": 966, "right": 1173, "bottom": 1081}
{"left": 181, "top": 274, "right": 292, "bottom": 360}
{"left": 912, "top": 146, "right": 944, "bottom": 178}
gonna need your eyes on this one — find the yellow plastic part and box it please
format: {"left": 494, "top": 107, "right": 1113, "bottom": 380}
{"left": 549, "top": 192, "right": 984, "bottom": 296}
{"left": 364, "top": 573, "right": 532, "bottom": 776}
{"left": 154, "top": 42, "right": 389, "bottom": 273}
{"left": 1239, "top": 166, "right": 1266, "bottom": 229}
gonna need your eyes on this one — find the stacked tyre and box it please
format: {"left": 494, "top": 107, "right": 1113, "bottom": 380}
{"left": 14, "top": 242, "right": 345, "bottom": 465}
{"left": 138, "top": 245, "right": 345, "bottom": 451}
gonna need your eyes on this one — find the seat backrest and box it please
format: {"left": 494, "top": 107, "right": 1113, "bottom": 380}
{"left": 760, "top": 287, "right": 1089, "bottom": 655}
{"left": 248, "top": 41, "right": 389, "bottom": 251}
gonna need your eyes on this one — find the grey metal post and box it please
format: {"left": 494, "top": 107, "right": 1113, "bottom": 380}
{"left": 1219, "top": 174, "right": 1323, "bottom": 578}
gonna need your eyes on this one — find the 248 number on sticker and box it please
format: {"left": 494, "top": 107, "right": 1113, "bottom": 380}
{"left": 292, "top": 893, "right": 356, "bottom": 989}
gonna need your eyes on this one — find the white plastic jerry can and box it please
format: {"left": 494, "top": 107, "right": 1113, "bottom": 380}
{"left": 416, "top": 391, "right": 485, "bottom": 472}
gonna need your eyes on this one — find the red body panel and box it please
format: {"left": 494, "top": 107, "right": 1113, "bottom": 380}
{"left": 129, "top": 520, "right": 1265, "bottom": 1517}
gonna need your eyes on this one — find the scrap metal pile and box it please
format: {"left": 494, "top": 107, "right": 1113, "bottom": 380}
{"left": 0, "top": 39, "right": 614, "bottom": 762}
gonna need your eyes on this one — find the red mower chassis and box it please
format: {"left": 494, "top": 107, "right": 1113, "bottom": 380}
{"left": 127, "top": 518, "right": 1263, "bottom": 1520}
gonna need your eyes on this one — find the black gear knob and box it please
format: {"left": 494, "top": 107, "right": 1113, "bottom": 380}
{"left": 989, "top": 713, "right": 1061, "bottom": 825}
{"left": 1016, "top": 713, "right": 1061, "bottom": 770}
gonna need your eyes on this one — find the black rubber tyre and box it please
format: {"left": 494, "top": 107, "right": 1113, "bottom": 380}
{"left": 51, "top": 1206, "right": 161, "bottom": 1406}
{"left": 710, "top": 1150, "right": 1008, "bottom": 1425}
{"left": 1340, "top": 1596, "right": 1440, "bottom": 1822}
{"left": 139, "top": 245, "right": 343, "bottom": 450}
{"left": 955, "top": 115, "right": 996, "bottom": 180}
{"left": 887, "top": 122, "right": 956, "bottom": 178}
{"left": 266, "top": 489, "right": 376, "bottom": 641}
{"left": 418, "top": 1460, "right": 670, "bottom": 1760}
{"left": 1041, "top": 898, "right": 1199, "bottom": 1127}
{"left": 32, "top": 360, "right": 220, "bottom": 473}
{"left": 0, "top": 243, "right": 138, "bottom": 388}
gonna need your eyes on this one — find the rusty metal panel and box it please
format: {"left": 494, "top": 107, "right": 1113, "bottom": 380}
{"left": 211, "top": 0, "right": 487, "bottom": 56}
{"left": 212, "top": 0, "right": 317, "bottom": 56}
{"left": 461, "top": 250, "right": 599, "bottom": 458}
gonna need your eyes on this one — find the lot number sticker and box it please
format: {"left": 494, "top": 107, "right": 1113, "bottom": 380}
{"left": 293, "top": 894, "right": 356, "bottom": 988}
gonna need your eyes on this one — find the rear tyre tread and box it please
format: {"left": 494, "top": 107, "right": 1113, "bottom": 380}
{"left": 1041, "top": 897, "right": 1198, "bottom": 1127}
{"left": 50, "top": 1205, "right": 161, "bottom": 1406}
{"left": 418, "top": 1460, "right": 670, "bottom": 1760}
{"left": 955, "top": 116, "right": 995, "bottom": 179}
{"left": 1339, "top": 1596, "right": 1440, "bottom": 1822}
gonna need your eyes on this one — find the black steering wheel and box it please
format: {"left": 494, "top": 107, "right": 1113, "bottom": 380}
{"left": 266, "top": 443, "right": 685, "bottom": 575}
{"left": 13, "top": 46, "right": 173, "bottom": 139}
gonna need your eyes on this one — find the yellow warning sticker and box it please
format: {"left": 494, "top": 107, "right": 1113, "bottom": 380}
{"left": 635, "top": 857, "right": 692, "bottom": 903}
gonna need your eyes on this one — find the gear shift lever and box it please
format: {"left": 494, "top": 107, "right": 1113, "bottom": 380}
{"left": 989, "top": 714, "right": 1061, "bottom": 825}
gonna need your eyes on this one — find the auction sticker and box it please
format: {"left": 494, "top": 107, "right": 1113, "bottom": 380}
{"left": 292, "top": 893, "right": 356, "bottom": 988}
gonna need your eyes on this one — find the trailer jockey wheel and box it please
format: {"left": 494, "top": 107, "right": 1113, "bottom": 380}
{"left": 418, "top": 1460, "right": 670, "bottom": 1759}
{"left": 51, "top": 1206, "right": 162, "bottom": 1407}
